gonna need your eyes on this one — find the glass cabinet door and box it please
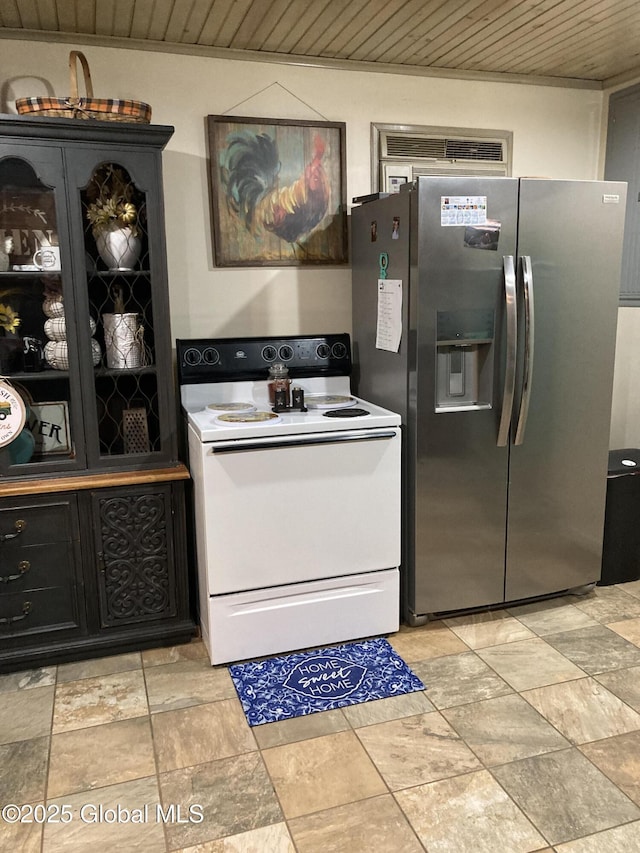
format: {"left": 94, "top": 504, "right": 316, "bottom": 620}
{"left": 0, "top": 148, "right": 85, "bottom": 475}
{"left": 72, "top": 152, "right": 174, "bottom": 466}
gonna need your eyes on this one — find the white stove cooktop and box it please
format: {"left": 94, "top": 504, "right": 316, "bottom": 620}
{"left": 184, "top": 376, "right": 400, "bottom": 442}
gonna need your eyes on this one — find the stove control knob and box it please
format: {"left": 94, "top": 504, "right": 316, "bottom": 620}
{"left": 183, "top": 348, "right": 202, "bottom": 366}
{"left": 262, "top": 345, "right": 278, "bottom": 362}
{"left": 278, "top": 344, "right": 294, "bottom": 362}
{"left": 331, "top": 342, "right": 348, "bottom": 359}
{"left": 316, "top": 343, "right": 331, "bottom": 359}
{"left": 202, "top": 347, "right": 220, "bottom": 365}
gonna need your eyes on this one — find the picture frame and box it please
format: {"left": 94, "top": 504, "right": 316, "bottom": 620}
{"left": 27, "top": 401, "right": 71, "bottom": 455}
{"left": 206, "top": 115, "right": 348, "bottom": 267}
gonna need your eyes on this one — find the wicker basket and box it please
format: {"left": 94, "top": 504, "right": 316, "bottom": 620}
{"left": 15, "top": 51, "right": 152, "bottom": 123}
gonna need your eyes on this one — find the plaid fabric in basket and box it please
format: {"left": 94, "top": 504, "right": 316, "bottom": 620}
{"left": 15, "top": 96, "right": 152, "bottom": 123}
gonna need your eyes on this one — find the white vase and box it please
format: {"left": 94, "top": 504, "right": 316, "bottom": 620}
{"left": 96, "top": 226, "right": 141, "bottom": 271}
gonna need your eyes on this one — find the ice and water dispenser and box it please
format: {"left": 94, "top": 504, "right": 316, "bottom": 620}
{"left": 436, "top": 309, "right": 495, "bottom": 412}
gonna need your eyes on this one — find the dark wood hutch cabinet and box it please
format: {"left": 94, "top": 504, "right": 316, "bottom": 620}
{"left": 0, "top": 115, "right": 194, "bottom": 672}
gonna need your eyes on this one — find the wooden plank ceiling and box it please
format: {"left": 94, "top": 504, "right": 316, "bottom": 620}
{"left": 2, "top": 0, "right": 640, "bottom": 87}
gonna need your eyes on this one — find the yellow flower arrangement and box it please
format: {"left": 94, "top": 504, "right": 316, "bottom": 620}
{"left": 0, "top": 302, "right": 20, "bottom": 334}
{"left": 86, "top": 165, "right": 141, "bottom": 239}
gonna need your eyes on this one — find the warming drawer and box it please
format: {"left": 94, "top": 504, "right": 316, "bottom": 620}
{"left": 207, "top": 569, "right": 400, "bottom": 665}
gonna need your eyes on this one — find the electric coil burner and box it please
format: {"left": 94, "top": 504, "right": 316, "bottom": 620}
{"left": 177, "top": 333, "right": 401, "bottom": 665}
{"left": 324, "top": 408, "right": 371, "bottom": 418}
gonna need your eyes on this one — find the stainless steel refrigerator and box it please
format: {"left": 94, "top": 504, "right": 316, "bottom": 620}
{"left": 351, "top": 177, "right": 626, "bottom": 624}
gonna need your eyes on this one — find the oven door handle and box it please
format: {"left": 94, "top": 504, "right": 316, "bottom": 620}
{"left": 208, "top": 429, "right": 399, "bottom": 454}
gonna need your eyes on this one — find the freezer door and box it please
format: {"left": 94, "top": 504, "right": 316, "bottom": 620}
{"left": 411, "top": 177, "right": 519, "bottom": 616}
{"left": 506, "top": 179, "right": 626, "bottom": 600}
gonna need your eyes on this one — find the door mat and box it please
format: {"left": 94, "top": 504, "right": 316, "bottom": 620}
{"left": 229, "top": 637, "right": 425, "bottom": 726}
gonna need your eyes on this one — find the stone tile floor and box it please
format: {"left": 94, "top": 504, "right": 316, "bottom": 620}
{"left": 3, "top": 581, "right": 640, "bottom": 851}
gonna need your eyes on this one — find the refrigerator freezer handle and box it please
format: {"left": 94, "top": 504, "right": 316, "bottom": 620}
{"left": 514, "top": 255, "right": 535, "bottom": 446}
{"left": 497, "top": 255, "right": 517, "bottom": 447}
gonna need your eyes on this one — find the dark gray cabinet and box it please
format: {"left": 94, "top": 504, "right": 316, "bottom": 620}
{"left": 0, "top": 115, "right": 194, "bottom": 671}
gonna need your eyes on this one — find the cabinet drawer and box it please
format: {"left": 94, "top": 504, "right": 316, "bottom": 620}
{"left": 0, "top": 499, "right": 77, "bottom": 547}
{"left": 0, "top": 586, "right": 80, "bottom": 635}
{"left": 0, "top": 542, "right": 75, "bottom": 591}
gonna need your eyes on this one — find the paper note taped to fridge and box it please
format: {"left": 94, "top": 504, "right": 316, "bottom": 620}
{"left": 376, "top": 279, "right": 402, "bottom": 353}
{"left": 441, "top": 196, "right": 487, "bottom": 226}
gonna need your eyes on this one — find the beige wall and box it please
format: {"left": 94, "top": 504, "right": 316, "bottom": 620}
{"left": 610, "top": 308, "right": 640, "bottom": 448}
{"left": 3, "top": 39, "right": 638, "bottom": 446}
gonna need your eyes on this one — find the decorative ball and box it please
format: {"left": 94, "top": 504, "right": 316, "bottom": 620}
{"left": 45, "top": 338, "right": 102, "bottom": 368}
{"left": 44, "top": 340, "right": 69, "bottom": 370}
{"left": 43, "top": 298, "right": 65, "bottom": 319}
{"left": 44, "top": 316, "right": 97, "bottom": 341}
{"left": 44, "top": 317, "right": 67, "bottom": 342}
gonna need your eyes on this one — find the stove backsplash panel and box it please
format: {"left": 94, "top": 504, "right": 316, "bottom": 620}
{"left": 176, "top": 333, "right": 352, "bottom": 384}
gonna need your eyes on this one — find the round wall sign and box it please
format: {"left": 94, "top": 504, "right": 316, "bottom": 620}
{"left": 0, "top": 380, "right": 27, "bottom": 448}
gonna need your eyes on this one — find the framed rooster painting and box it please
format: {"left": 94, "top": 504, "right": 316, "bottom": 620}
{"left": 207, "top": 116, "right": 348, "bottom": 266}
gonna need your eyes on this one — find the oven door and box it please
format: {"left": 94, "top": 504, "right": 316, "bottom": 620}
{"left": 194, "top": 427, "right": 401, "bottom": 594}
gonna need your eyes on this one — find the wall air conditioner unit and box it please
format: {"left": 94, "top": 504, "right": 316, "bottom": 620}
{"left": 378, "top": 128, "right": 511, "bottom": 193}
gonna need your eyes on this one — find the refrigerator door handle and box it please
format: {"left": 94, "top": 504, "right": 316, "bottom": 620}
{"left": 514, "top": 255, "right": 535, "bottom": 445}
{"left": 497, "top": 255, "right": 517, "bottom": 447}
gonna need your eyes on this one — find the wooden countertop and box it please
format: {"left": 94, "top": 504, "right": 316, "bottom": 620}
{"left": 0, "top": 464, "right": 190, "bottom": 497}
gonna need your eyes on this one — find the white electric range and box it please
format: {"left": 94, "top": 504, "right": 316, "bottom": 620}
{"left": 177, "top": 333, "right": 401, "bottom": 665}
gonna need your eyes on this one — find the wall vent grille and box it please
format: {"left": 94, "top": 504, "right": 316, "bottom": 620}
{"left": 382, "top": 133, "right": 505, "bottom": 162}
